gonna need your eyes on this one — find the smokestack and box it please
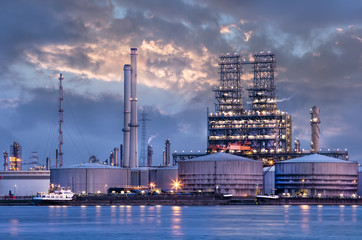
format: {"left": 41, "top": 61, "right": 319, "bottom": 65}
{"left": 147, "top": 145, "right": 153, "bottom": 167}
{"left": 46, "top": 157, "right": 50, "bottom": 170}
{"left": 165, "top": 139, "right": 171, "bottom": 166}
{"left": 163, "top": 150, "right": 166, "bottom": 166}
{"left": 123, "top": 64, "right": 131, "bottom": 168}
{"left": 129, "top": 48, "right": 139, "bottom": 168}
{"left": 114, "top": 147, "right": 119, "bottom": 167}
{"left": 310, "top": 106, "right": 321, "bottom": 153}
{"left": 3, "top": 151, "right": 8, "bottom": 171}
{"left": 56, "top": 149, "right": 59, "bottom": 168}
{"left": 120, "top": 144, "right": 123, "bottom": 167}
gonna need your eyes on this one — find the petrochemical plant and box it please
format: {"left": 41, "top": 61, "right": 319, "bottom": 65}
{"left": 1, "top": 48, "right": 361, "bottom": 200}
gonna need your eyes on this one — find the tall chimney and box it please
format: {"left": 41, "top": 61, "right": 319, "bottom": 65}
{"left": 165, "top": 139, "right": 171, "bottom": 166}
{"left": 123, "top": 64, "right": 131, "bottom": 167}
{"left": 147, "top": 145, "right": 153, "bottom": 167}
{"left": 114, "top": 147, "right": 119, "bottom": 167}
{"left": 3, "top": 151, "right": 8, "bottom": 171}
{"left": 310, "top": 106, "right": 321, "bottom": 153}
{"left": 129, "top": 48, "right": 139, "bottom": 168}
{"left": 56, "top": 149, "right": 59, "bottom": 168}
{"left": 46, "top": 157, "right": 50, "bottom": 170}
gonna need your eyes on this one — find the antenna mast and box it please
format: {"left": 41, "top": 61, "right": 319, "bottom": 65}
{"left": 58, "top": 73, "right": 64, "bottom": 167}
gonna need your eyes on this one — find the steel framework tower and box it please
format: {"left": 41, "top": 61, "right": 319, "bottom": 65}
{"left": 140, "top": 108, "right": 150, "bottom": 166}
{"left": 208, "top": 51, "right": 292, "bottom": 164}
{"left": 58, "top": 74, "right": 64, "bottom": 167}
{"left": 9, "top": 142, "right": 22, "bottom": 171}
{"left": 248, "top": 53, "right": 277, "bottom": 112}
{"left": 214, "top": 53, "right": 244, "bottom": 115}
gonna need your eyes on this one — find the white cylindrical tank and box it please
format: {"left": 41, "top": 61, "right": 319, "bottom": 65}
{"left": 310, "top": 106, "right": 320, "bottom": 153}
{"left": 123, "top": 64, "right": 131, "bottom": 168}
{"left": 51, "top": 163, "right": 131, "bottom": 193}
{"left": 275, "top": 154, "right": 357, "bottom": 197}
{"left": 129, "top": 48, "right": 138, "bottom": 168}
{"left": 178, "top": 152, "right": 263, "bottom": 196}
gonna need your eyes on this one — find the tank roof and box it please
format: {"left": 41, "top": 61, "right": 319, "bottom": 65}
{"left": 184, "top": 152, "right": 256, "bottom": 162}
{"left": 279, "top": 154, "right": 351, "bottom": 163}
{"left": 60, "top": 162, "right": 124, "bottom": 169}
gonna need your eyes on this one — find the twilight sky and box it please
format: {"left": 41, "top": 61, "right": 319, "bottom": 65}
{"left": 1, "top": 0, "right": 362, "bottom": 167}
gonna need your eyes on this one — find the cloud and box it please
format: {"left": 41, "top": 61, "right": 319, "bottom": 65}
{"left": 1, "top": 0, "right": 362, "bottom": 164}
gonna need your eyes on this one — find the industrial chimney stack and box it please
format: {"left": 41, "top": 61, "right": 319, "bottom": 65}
{"left": 129, "top": 48, "right": 139, "bottom": 168}
{"left": 310, "top": 106, "right": 321, "bottom": 153}
{"left": 123, "top": 64, "right": 131, "bottom": 168}
{"left": 147, "top": 145, "right": 153, "bottom": 167}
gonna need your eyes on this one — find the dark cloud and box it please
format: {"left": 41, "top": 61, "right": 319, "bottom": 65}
{"left": 1, "top": 0, "right": 362, "bottom": 165}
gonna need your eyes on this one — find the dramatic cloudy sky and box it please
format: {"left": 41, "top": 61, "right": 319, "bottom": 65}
{"left": 1, "top": 0, "right": 362, "bottom": 167}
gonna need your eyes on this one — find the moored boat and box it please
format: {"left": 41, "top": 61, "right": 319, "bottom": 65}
{"left": 32, "top": 188, "right": 74, "bottom": 205}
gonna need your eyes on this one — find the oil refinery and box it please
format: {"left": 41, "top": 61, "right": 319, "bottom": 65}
{"left": 0, "top": 48, "right": 360, "bottom": 201}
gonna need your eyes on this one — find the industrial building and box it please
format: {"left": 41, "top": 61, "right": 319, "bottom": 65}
{"left": 275, "top": 154, "right": 358, "bottom": 197}
{"left": 169, "top": 51, "right": 349, "bottom": 165}
{"left": 207, "top": 52, "right": 292, "bottom": 164}
{"left": 0, "top": 170, "right": 50, "bottom": 196}
{"left": 178, "top": 152, "right": 263, "bottom": 196}
{"left": 51, "top": 162, "right": 131, "bottom": 194}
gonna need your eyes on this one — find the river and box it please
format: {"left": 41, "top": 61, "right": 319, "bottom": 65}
{"left": 0, "top": 205, "right": 361, "bottom": 239}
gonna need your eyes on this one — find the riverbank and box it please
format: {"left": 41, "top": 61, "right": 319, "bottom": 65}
{"left": 2, "top": 195, "right": 362, "bottom": 206}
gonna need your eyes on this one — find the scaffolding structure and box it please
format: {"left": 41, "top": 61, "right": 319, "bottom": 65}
{"left": 9, "top": 141, "right": 22, "bottom": 171}
{"left": 139, "top": 108, "right": 150, "bottom": 166}
{"left": 214, "top": 54, "right": 244, "bottom": 115}
{"left": 208, "top": 52, "right": 292, "bottom": 164}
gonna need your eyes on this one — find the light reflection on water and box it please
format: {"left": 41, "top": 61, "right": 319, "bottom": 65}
{"left": 0, "top": 205, "right": 361, "bottom": 239}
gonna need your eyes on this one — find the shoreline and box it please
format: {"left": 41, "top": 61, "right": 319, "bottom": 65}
{"left": 1, "top": 195, "right": 362, "bottom": 206}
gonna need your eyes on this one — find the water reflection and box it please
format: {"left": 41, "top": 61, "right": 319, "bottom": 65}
{"left": 352, "top": 205, "right": 358, "bottom": 222}
{"left": 171, "top": 206, "right": 182, "bottom": 236}
{"left": 300, "top": 205, "right": 310, "bottom": 234}
{"left": 284, "top": 205, "right": 290, "bottom": 224}
{"left": 317, "top": 205, "right": 323, "bottom": 222}
{"left": 9, "top": 219, "right": 19, "bottom": 237}
{"left": 340, "top": 205, "right": 345, "bottom": 222}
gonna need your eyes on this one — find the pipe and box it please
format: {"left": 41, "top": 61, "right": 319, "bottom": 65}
{"left": 123, "top": 64, "right": 131, "bottom": 167}
{"left": 310, "top": 106, "right": 321, "bottom": 153}
{"left": 129, "top": 48, "right": 139, "bottom": 168}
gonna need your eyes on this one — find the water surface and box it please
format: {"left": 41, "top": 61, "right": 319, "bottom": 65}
{"left": 0, "top": 205, "right": 361, "bottom": 239}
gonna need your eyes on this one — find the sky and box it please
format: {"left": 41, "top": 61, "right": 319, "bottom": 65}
{"left": 1, "top": 0, "right": 362, "bottom": 167}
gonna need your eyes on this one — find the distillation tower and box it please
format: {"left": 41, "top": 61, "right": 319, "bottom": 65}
{"left": 208, "top": 52, "right": 292, "bottom": 164}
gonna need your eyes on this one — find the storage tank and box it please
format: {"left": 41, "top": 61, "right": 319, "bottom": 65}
{"left": 51, "top": 163, "right": 131, "bottom": 194}
{"left": 149, "top": 166, "right": 178, "bottom": 190}
{"left": 178, "top": 152, "right": 263, "bottom": 196}
{"left": 275, "top": 154, "right": 357, "bottom": 197}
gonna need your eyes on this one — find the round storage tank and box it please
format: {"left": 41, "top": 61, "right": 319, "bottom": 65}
{"left": 275, "top": 154, "right": 358, "bottom": 197}
{"left": 51, "top": 163, "right": 131, "bottom": 194}
{"left": 178, "top": 152, "right": 263, "bottom": 196}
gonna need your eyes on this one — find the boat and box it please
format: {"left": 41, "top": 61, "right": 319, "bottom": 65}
{"left": 256, "top": 195, "right": 279, "bottom": 199}
{"left": 32, "top": 188, "right": 74, "bottom": 205}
